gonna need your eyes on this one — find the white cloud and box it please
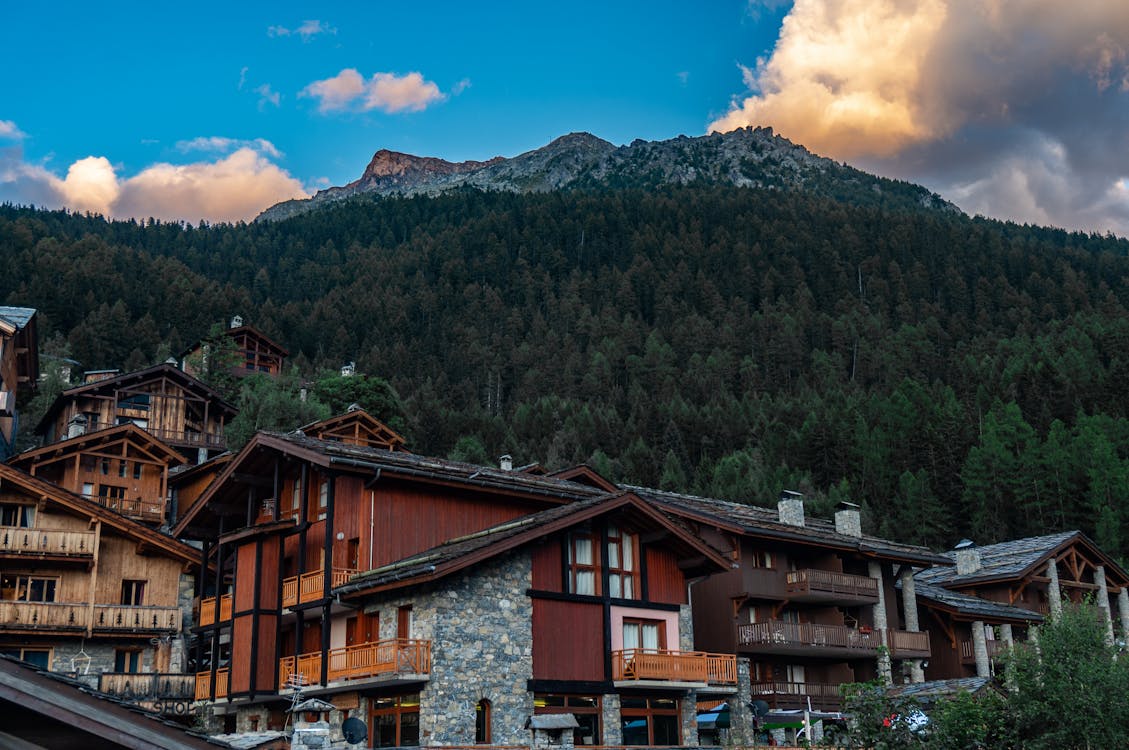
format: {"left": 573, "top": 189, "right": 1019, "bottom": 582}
{"left": 0, "top": 120, "right": 27, "bottom": 141}
{"left": 255, "top": 84, "right": 281, "bottom": 108}
{"left": 175, "top": 137, "right": 282, "bottom": 159}
{"left": 0, "top": 144, "right": 306, "bottom": 223}
{"left": 269, "top": 20, "right": 336, "bottom": 41}
{"left": 301, "top": 69, "right": 445, "bottom": 113}
{"left": 238, "top": 66, "right": 248, "bottom": 90}
{"left": 451, "top": 78, "right": 472, "bottom": 95}
{"left": 711, "top": 0, "right": 1129, "bottom": 235}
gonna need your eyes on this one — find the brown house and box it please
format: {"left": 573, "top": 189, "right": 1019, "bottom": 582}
{"left": 914, "top": 531, "right": 1129, "bottom": 680}
{"left": 181, "top": 319, "right": 288, "bottom": 379}
{"left": 9, "top": 423, "right": 185, "bottom": 526}
{"left": 36, "top": 363, "right": 237, "bottom": 464}
{"left": 0, "top": 462, "right": 199, "bottom": 714}
{"left": 0, "top": 306, "right": 38, "bottom": 459}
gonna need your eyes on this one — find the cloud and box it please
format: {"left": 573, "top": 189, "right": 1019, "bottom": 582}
{"left": 269, "top": 20, "right": 336, "bottom": 41}
{"left": 451, "top": 78, "right": 472, "bottom": 95}
{"left": 0, "top": 144, "right": 306, "bottom": 223}
{"left": 301, "top": 69, "right": 445, "bottom": 113}
{"left": 255, "top": 84, "right": 281, "bottom": 108}
{"left": 238, "top": 66, "right": 248, "bottom": 90}
{"left": 711, "top": 0, "right": 1129, "bottom": 235}
{"left": 0, "top": 120, "right": 27, "bottom": 141}
{"left": 175, "top": 137, "right": 282, "bottom": 158}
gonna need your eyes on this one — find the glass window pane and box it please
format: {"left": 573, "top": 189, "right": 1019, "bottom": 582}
{"left": 623, "top": 623, "right": 640, "bottom": 650}
{"left": 652, "top": 714, "right": 680, "bottom": 745}
{"left": 642, "top": 623, "right": 660, "bottom": 650}
{"left": 400, "top": 711, "right": 420, "bottom": 746}
{"left": 609, "top": 575, "right": 622, "bottom": 598}
{"left": 576, "top": 571, "right": 595, "bottom": 596}
{"left": 609, "top": 542, "right": 619, "bottom": 569}
{"left": 622, "top": 577, "right": 634, "bottom": 599}
{"left": 621, "top": 717, "right": 648, "bottom": 746}
{"left": 623, "top": 534, "right": 634, "bottom": 570}
{"left": 574, "top": 537, "right": 592, "bottom": 565}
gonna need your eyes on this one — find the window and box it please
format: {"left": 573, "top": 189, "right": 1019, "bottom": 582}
{"left": 0, "top": 504, "right": 34, "bottom": 527}
{"left": 289, "top": 481, "right": 302, "bottom": 516}
{"left": 475, "top": 699, "right": 491, "bottom": 744}
{"left": 607, "top": 525, "right": 639, "bottom": 599}
{"left": 622, "top": 618, "right": 665, "bottom": 651}
{"left": 534, "top": 694, "right": 601, "bottom": 745}
{"left": 118, "top": 460, "right": 127, "bottom": 478}
{"left": 117, "top": 393, "right": 150, "bottom": 412}
{"left": 317, "top": 479, "right": 329, "bottom": 520}
{"left": 100, "top": 458, "right": 110, "bottom": 475}
{"left": 0, "top": 647, "right": 51, "bottom": 669}
{"left": 567, "top": 532, "right": 599, "bottom": 595}
{"left": 621, "top": 697, "right": 680, "bottom": 746}
{"left": 749, "top": 548, "right": 774, "bottom": 568}
{"left": 121, "top": 580, "right": 146, "bottom": 606}
{"left": 81, "top": 483, "right": 95, "bottom": 498}
{"left": 369, "top": 694, "right": 420, "bottom": 747}
{"left": 114, "top": 649, "right": 143, "bottom": 673}
{"left": 100, "top": 485, "right": 126, "bottom": 504}
{"left": 133, "top": 462, "right": 142, "bottom": 480}
{"left": 1, "top": 575, "right": 57, "bottom": 602}
{"left": 348, "top": 537, "right": 360, "bottom": 570}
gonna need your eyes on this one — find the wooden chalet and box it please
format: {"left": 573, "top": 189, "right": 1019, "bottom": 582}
{"left": 0, "top": 306, "right": 38, "bottom": 460}
{"left": 9, "top": 423, "right": 185, "bottom": 527}
{"left": 624, "top": 488, "right": 951, "bottom": 712}
{"left": 914, "top": 531, "right": 1129, "bottom": 680}
{"left": 0, "top": 463, "right": 200, "bottom": 717}
{"left": 36, "top": 363, "right": 237, "bottom": 464}
{"left": 181, "top": 319, "right": 288, "bottom": 379}
{"left": 299, "top": 406, "right": 408, "bottom": 451}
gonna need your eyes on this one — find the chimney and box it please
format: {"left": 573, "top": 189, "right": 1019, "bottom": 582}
{"left": 66, "top": 414, "right": 88, "bottom": 439}
{"left": 230, "top": 315, "right": 243, "bottom": 329}
{"left": 777, "top": 490, "right": 805, "bottom": 527}
{"left": 954, "top": 539, "right": 981, "bottom": 575}
{"left": 340, "top": 362, "right": 356, "bottom": 377}
{"left": 834, "top": 501, "right": 862, "bottom": 537}
{"left": 499, "top": 455, "right": 513, "bottom": 471}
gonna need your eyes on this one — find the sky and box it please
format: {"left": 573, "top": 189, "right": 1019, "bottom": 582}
{"left": 2, "top": 1, "right": 1128, "bottom": 236}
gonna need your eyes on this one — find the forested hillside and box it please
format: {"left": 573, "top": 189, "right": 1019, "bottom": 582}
{"left": 2, "top": 186, "right": 1128, "bottom": 555}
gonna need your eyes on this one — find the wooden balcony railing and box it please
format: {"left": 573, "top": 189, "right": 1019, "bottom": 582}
{"left": 194, "top": 668, "right": 230, "bottom": 701}
{"left": 93, "top": 495, "right": 164, "bottom": 523}
{"left": 99, "top": 672, "right": 196, "bottom": 702}
{"left": 197, "top": 594, "right": 233, "bottom": 627}
{"left": 0, "top": 526, "right": 96, "bottom": 557}
{"left": 281, "top": 568, "right": 358, "bottom": 608}
{"left": 785, "top": 569, "right": 879, "bottom": 601}
{"left": 87, "top": 420, "right": 226, "bottom": 450}
{"left": 0, "top": 602, "right": 180, "bottom": 633}
{"left": 612, "top": 649, "right": 737, "bottom": 684}
{"left": 887, "top": 629, "right": 931, "bottom": 658}
{"left": 278, "top": 638, "right": 431, "bottom": 689}
{"left": 751, "top": 681, "right": 844, "bottom": 709}
{"left": 959, "top": 639, "right": 1009, "bottom": 663}
{"left": 739, "top": 621, "right": 931, "bottom": 659}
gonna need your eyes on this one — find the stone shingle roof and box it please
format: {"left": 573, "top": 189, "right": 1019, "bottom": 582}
{"left": 913, "top": 581, "right": 1043, "bottom": 622}
{"left": 914, "top": 531, "right": 1080, "bottom": 586}
{"left": 0, "top": 306, "right": 36, "bottom": 330}
{"left": 624, "top": 485, "right": 950, "bottom": 565}
{"left": 887, "top": 676, "right": 996, "bottom": 705}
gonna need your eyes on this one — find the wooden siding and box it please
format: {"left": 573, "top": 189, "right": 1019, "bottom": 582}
{"left": 234, "top": 543, "right": 258, "bottom": 612}
{"left": 530, "top": 540, "right": 563, "bottom": 592}
{"left": 644, "top": 546, "right": 687, "bottom": 605}
{"left": 231, "top": 615, "right": 255, "bottom": 694}
{"left": 532, "top": 598, "right": 604, "bottom": 681}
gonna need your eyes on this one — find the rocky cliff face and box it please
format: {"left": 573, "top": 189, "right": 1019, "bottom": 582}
{"left": 257, "top": 128, "right": 956, "bottom": 222}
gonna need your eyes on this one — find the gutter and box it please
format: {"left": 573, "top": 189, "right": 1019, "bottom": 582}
{"left": 335, "top": 564, "right": 438, "bottom": 597}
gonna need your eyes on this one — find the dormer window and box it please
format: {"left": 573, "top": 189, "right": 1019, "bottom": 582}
{"left": 568, "top": 532, "right": 599, "bottom": 595}
{"left": 566, "top": 524, "right": 640, "bottom": 599}
{"left": 607, "top": 525, "right": 639, "bottom": 599}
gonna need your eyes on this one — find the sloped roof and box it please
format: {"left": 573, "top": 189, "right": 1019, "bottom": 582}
{"left": 10, "top": 422, "right": 186, "bottom": 469}
{"left": 299, "top": 407, "right": 407, "bottom": 449}
{"left": 912, "top": 581, "right": 1043, "bottom": 623}
{"left": 0, "top": 306, "right": 36, "bottom": 331}
{"left": 887, "top": 676, "right": 997, "bottom": 705}
{"left": 0, "top": 653, "right": 231, "bottom": 749}
{"left": 625, "top": 485, "right": 950, "bottom": 566}
{"left": 36, "top": 362, "right": 238, "bottom": 433}
{"left": 179, "top": 324, "right": 289, "bottom": 358}
{"left": 914, "top": 531, "right": 1109, "bottom": 586}
{"left": 336, "top": 491, "right": 731, "bottom": 598}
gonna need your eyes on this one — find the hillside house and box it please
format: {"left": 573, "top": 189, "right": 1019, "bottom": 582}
{"left": 0, "top": 306, "right": 38, "bottom": 460}
{"left": 180, "top": 318, "right": 288, "bottom": 380}
{"left": 36, "top": 363, "right": 237, "bottom": 464}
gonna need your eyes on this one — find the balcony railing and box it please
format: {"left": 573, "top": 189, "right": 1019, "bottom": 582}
{"left": 959, "top": 639, "right": 1009, "bottom": 663}
{"left": 887, "top": 629, "right": 931, "bottom": 658}
{"left": 99, "top": 672, "right": 196, "bottom": 702}
{"left": 197, "top": 594, "right": 233, "bottom": 627}
{"left": 194, "top": 668, "right": 230, "bottom": 701}
{"left": 738, "top": 621, "right": 931, "bottom": 659}
{"left": 0, "top": 527, "right": 96, "bottom": 557}
{"left": 86, "top": 420, "right": 226, "bottom": 450}
{"left": 612, "top": 648, "right": 737, "bottom": 685}
{"left": 751, "top": 681, "right": 844, "bottom": 710}
{"left": 278, "top": 638, "right": 431, "bottom": 689}
{"left": 785, "top": 569, "right": 879, "bottom": 603}
{"left": 93, "top": 495, "right": 164, "bottom": 523}
{"left": 281, "top": 568, "right": 358, "bottom": 608}
{"left": 0, "top": 602, "right": 180, "bottom": 633}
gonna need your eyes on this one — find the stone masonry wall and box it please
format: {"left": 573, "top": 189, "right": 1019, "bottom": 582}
{"left": 364, "top": 550, "right": 534, "bottom": 746}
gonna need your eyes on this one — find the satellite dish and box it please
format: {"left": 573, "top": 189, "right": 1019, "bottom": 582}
{"left": 342, "top": 717, "right": 367, "bottom": 745}
{"left": 751, "top": 700, "right": 770, "bottom": 718}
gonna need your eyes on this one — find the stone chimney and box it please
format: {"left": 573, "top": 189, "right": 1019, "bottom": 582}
{"left": 230, "top": 315, "right": 243, "bottom": 329}
{"left": 777, "top": 490, "right": 805, "bottom": 527}
{"left": 499, "top": 454, "right": 513, "bottom": 471}
{"left": 954, "top": 539, "right": 982, "bottom": 575}
{"left": 835, "top": 501, "right": 862, "bottom": 537}
{"left": 66, "top": 413, "right": 88, "bottom": 439}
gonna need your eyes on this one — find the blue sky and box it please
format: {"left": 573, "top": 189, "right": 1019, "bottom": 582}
{"left": 3, "top": 1, "right": 1129, "bottom": 234}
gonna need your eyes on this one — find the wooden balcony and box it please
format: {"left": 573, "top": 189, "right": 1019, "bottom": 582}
{"left": 785, "top": 569, "right": 879, "bottom": 604}
{"left": 739, "top": 621, "right": 931, "bottom": 660}
{"left": 194, "top": 668, "right": 230, "bottom": 701}
{"left": 197, "top": 594, "right": 232, "bottom": 627}
{"left": 278, "top": 638, "right": 431, "bottom": 689}
{"left": 93, "top": 494, "right": 164, "bottom": 523}
{"left": 281, "top": 568, "right": 358, "bottom": 608}
{"left": 0, "top": 602, "right": 181, "bottom": 633}
{"left": 612, "top": 649, "right": 737, "bottom": 686}
{"left": 751, "top": 681, "right": 844, "bottom": 710}
{"left": 887, "top": 629, "right": 931, "bottom": 659}
{"left": 959, "top": 639, "right": 1009, "bottom": 664}
{"left": 0, "top": 526, "right": 96, "bottom": 559}
{"left": 88, "top": 420, "right": 226, "bottom": 451}
{"left": 99, "top": 672, "right": 196, "bottom": 703}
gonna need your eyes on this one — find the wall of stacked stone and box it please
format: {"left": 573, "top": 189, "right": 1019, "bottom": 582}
{"left": 680, "top": 689, "right": 699, "bottom": 746}
{"left": 364, "top": 550, "right": 534, "bottom": 746}
{"left": 51, "top": 641, "right": 131, "bottom": 686}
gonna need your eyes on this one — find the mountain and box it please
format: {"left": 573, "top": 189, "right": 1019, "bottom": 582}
{"left": 257, "top": 127, "right": 957, "bottom": 221}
